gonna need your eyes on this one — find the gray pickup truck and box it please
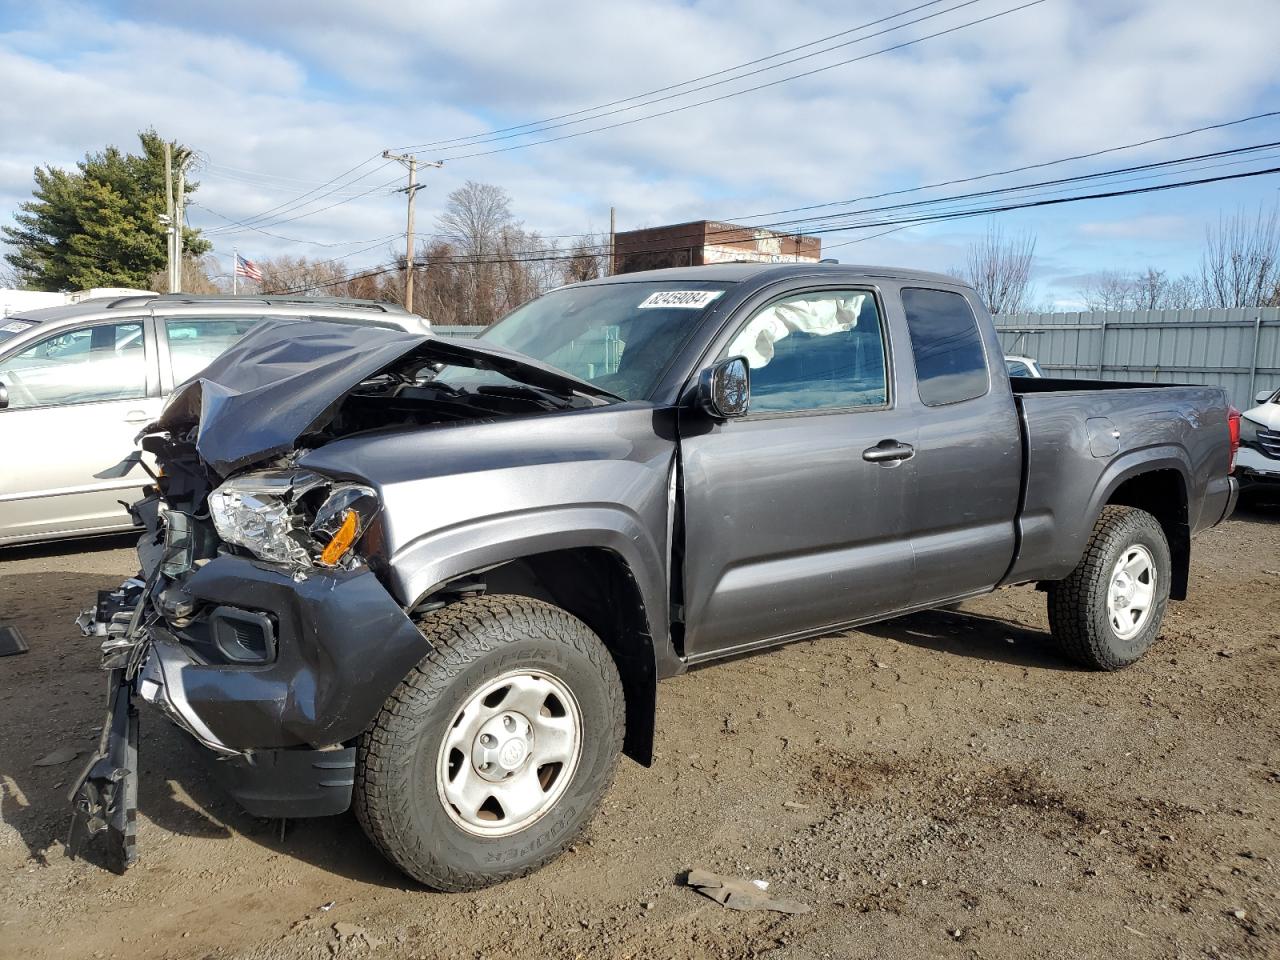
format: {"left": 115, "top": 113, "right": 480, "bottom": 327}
{"left": 71, "top": 263, "right": 1238, "bottom": 890}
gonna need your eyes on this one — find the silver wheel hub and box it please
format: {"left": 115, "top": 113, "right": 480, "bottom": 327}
{"left": 1108, "top": 544, "right": 1156, "bottom": 641}
{"left": 471, "top": 712, "right": 533, "bottom": 781}
{"left": 437, "top": 669, "right": 582, "bottom": 837}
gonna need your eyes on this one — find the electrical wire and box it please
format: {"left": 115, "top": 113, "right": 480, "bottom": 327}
{"left": 201, "top": 155, "right": 392, "bottom": 235}
{"left": 395, "top": 0, "right": 989, "bottom": 154}
{"left": 261, "top": 163, "right": 1280, "bottom": 294}
{"left": 194, "top": 202, "right": 402, "bottom": 247}
{"left": 395, "top": 0, "right": 957, "bottom": 151}
{"left": 421, "top": 0, "right": 1048, "bottom": 162}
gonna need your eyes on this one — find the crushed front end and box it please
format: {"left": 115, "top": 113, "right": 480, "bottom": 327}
{"left": 68, "top": 431, "right": 431, "bottom": 871}
{"left": 67, "top": 318, "right": 615, "bottom": 871}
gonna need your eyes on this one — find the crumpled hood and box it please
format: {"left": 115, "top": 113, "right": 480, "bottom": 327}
{"left": 158, "top": 318, "right": 617, "bottom": 476}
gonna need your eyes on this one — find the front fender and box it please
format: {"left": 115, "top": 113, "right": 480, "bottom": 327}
{"left": 387, "top": 504, "right": 678, "bottom": 677}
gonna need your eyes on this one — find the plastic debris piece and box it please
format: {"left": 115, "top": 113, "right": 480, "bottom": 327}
{"left": 684, "top": 868, "right": 811, "bottom": 914}
{"left": 34, "top": 747, "right": 79, "bottom": 767}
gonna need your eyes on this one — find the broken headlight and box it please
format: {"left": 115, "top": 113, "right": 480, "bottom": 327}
{"left": 207, "top": 470, "right": 379, "bottom": 568}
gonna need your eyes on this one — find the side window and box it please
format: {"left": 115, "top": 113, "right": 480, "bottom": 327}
{"left": 723, "top": 290, "right": 887, "bottom": 414}
{"left": 0, "top": 321, "right": 147, "bottom": 408}
{"left": 1006, "top": 359, "right": 1031, "bottom": 377}
{"left": 165, "top": 318, "right": 259, "bottom": 384}
{"left": 901, "top": 288, "right": 989, "bottom": 406}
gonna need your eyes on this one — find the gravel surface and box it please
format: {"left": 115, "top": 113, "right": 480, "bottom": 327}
{"left": 0, "top": 503, "right": 1276, "bottom": 959}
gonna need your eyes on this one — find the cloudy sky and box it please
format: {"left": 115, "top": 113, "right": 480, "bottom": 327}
{"left": 1, "top": 0, "right": 1277, "bottom": 306}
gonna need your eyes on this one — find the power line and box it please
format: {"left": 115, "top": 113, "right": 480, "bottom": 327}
{"left": 202, "top": 155, "right": 392, "bottom": 235}
{"left": 202, "top": 170, "right": 404, "bottom": 236}
{"left": 261, "top": 163, "right": 1280, "bottom": 293}
{"left": 202, "top": 161, "right": 390, "bottom": 193}
{"left": 395, "top": 0, "right": 957, "bottom": 152}
{"left": 372, "top": 138, "right": 1280, "bottom": 263}
{"left": 727, "top": 109, "right": 1280, "bottom": 224}
{"left": 394, "top": 0, "right": 987, "bottom": 154}
{"left": 418, "top": 0, "right": 1049, "bottom": 162}
{"left": 193, "top": 203, "right": 403, "bottom": 246}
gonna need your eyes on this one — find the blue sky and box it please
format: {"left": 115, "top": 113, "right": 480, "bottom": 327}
{"left": 1, "top": 0, "right": 1278, "bottom": 306}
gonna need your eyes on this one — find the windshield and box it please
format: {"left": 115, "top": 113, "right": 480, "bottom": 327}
{"left": 434, "top": 281, "right": 730, "bottom": 401}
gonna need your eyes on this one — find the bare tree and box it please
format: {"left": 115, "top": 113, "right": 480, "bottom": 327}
{"left": 1077, "top": 266, "right": 1203, "bottom": 312}
{"left": 1199, "top": 203, "right": 1280, "bottom": 308}
{"left": 436, "top": 181, "right": 516, "bottom": 325}
{"left": 561, "top": 234, "right": 608, "bottom": 285}
{"left": 146, "top": 255, "right": 220, "bottom": 294}
{"left": 956, "top": 222, "right": 1037, "bottom": 315}
{"left": 1080, "top": 270, "right": 1136, "bottom": 311}
{"left": 1164, "top": 273, "right": 1204, "bottom": 310}
{"left": 0, "top": 260, "right": 30, "bottom": 289}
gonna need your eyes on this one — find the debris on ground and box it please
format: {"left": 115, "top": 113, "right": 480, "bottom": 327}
{"left": 684, "top": 868, "right": 811, "bottom": 914}
{"left": 32, "top": 747, "right": 79, "bottom": 767}
{"left": 0, "top": 624, "right": 29, "bottom": 657}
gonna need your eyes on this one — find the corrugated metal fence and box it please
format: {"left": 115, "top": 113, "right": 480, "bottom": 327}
{"left": 994, "top": 307, "right": 1280, "bottom": 408}
{"left": 432, "top": 324, "right": 483, "bottom": 340}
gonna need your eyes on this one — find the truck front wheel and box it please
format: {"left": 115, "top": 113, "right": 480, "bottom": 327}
{"left": 354, "top": 595, "right": 625, "bottom": 891}
{"left": 1046, "top": 505, "right": 1172, "bottom": 670}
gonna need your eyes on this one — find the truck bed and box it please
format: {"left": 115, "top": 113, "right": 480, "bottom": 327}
{"left": 1001, "top": 378, "right": 1236, "bottom": 588}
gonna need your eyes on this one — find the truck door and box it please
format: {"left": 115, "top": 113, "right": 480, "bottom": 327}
{"left": 678, "top": 285, "right": 918, "bottom": 662}
{"left": 896, "top": 286, "right": 1021, "bottom": 604}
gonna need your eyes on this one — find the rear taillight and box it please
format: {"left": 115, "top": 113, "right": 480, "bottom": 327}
{"left": 1228, "top": 406, "right": 1241, "bottom": 474}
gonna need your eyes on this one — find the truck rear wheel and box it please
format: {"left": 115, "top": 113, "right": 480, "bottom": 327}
{"left": 1046, "top": 505, "right": 1171, "bottom": 670}
{"left": 354, "top": 595, "right": 624, "bottom": 891}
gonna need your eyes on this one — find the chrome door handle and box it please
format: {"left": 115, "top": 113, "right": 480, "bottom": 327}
{"left": 862, "top": 440, "right": 915, "bottom": 463}
{"left": 123, "top": 410, "right": 150, "bottom": 424}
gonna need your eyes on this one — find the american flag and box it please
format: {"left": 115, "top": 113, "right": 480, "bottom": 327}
{"left": 234, "top": 254, "right": 263, "bottom": 283}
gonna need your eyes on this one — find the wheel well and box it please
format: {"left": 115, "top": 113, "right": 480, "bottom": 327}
{"left": 418, "top": 548, "right": 656, "bottom": 766}
{"left": 1106, "top": 469, "right": 1190, "bottom": 599}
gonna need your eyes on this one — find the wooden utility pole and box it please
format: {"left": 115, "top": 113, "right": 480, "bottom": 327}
{"left": 608, "top": 206, "right": 616, "bottom": 277}
{"left": 174, "top": 161, "right": 186, "bottom": 293}
{"left": 383, "top": 150, "right": 442, "bottom": 314}
{"left": 163, "top": 142, "right": 175, "bottom": 293}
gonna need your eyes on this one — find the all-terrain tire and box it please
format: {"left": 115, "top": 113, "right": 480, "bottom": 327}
{"left": 1046, "top": 505, "right": 1172, "bottom": 670}
{"left": 354, "top": 594, "right": 625, "bottom": 891}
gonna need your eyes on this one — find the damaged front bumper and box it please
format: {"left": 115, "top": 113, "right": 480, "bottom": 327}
{"left": 68, "top": 551, "right": 432, "bottom": 871}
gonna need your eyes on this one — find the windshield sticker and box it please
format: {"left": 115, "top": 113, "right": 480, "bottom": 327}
{"left": 637, "top": 290, "right": 724, "bottom": 310}
{"left": 1, "top": 320, "right": 34, "bottom": 333}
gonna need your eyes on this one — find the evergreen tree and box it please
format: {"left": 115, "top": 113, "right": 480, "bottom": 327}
{"left": 3, "top": 129, "right": 209, "bottom": 291}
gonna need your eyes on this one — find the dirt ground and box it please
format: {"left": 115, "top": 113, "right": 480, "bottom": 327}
{"left": 0, "top": 503, "right": 1277, "bottom": 960}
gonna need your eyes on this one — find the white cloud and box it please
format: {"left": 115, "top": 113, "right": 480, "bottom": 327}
{"left": 2, "top": 0, "right": 1278, "bottom": 291}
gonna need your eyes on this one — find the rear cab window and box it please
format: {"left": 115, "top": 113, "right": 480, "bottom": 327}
{"left": 900, "top": 288, "right": 989, "bottom": 406}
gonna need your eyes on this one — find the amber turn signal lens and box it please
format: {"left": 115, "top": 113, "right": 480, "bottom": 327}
{"left": 319, "top": 510, "right": 359, "bottom": 566}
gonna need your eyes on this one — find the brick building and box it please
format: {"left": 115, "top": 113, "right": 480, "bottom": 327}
{"left": 612, "top": 220, "right": 821, "bottom": 275}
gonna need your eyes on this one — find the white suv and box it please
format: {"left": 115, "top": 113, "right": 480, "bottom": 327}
{"left": 1238, "top": 386, "right": 1280, "bottom": 496}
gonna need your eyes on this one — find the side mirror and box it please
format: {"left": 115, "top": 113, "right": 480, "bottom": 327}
{"left": 698, "top": 356, "right": 750, "bottom": 419}
{"left": 1257, "top": 389, "right": 1275, "bottom": 405}
{"left": 0, "top": 381, "right": 8, "bottom": 410}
